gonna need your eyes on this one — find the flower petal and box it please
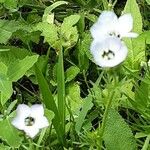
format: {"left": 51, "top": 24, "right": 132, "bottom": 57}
{"left": 24, "top": 126, "right": 40, "bottom": 138}
{"left": 122, "top": 32, "right": 139, "bottom": 38}
{"left": 30, "top": 104, "right": 44, "bottom": 118}
{"left": 97, "top": 11, "right": 118, "bottom": 25}
{"left": 11, "top": 116, "right": 25, "bottom": 130}
{"left": 16, "top": 104, "right": 30, "bottom": 118}
{"left": 117, "top": 14, "right": 133, "bottom": 35}
{"left": 35, "top": 116, "right": 49, "bottom": 129}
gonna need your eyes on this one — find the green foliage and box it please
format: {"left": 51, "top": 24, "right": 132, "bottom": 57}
{"left": 65, "top": 66, "right": 80, "bottom": 83}
{"left": 0, "top": 118, "right": 22, "bottom": 148}
{"left": 75, "top": 95, "right": 93, "bottom": 132}
{"left": 123, "top": 0, "right": 144, "bottom": 70}
{"left": 0, "top": 55, "right": 38, "bottom": 105}
{"left": 103, "top": 109, "right": 137, "bottom": 150}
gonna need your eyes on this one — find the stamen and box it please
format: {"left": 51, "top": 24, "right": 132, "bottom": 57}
{"left": 25, "top": 117, "right": 35, "bottom": 126}
{"left": 102, "top": 50, "right": 115, "bottom": 60}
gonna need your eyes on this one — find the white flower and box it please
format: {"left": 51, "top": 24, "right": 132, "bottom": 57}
{"left": 11, "top": 104, "right": 49, "bottom": 138}
{"left": 90, "top": 37, "right": 128, "bottom": 68}
{"left": 90, "top": 11, "right": 138, "bottom": 41}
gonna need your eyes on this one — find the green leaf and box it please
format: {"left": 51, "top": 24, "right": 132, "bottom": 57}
{"left": 57, "top": 47, "right": 65, "bottom": 135}
{"left": 61, "top": 15, "right": 80, "bottom": 49}
{"left": 65, "top": 66, "right": 80, "bottom": 83}
{"left": 7, "top": 55, "right": 39, "bottom": 82}
{"left": 35, "top": 22, "right": 59, "bottom": 49}
{"left": 103, "top": 109, "right": 137, "bottom": 150}
{"left": 123, "top": 0, "right": 144, "bottom": 70}
{"left": 0, "top": 118, "right": 22, "bottom": 148}
{"left": 0, "top": 75, "right": 13, "bottom": 106}
{"left": 0, "top": 47, "right": 30, "bottom": 65}
{"left": 123, "top": 0, "right": 142, "bottom": 33}
{"left": 4, "top": 0, "right": 18, "bottom": 10}
{"left": 0, "top": 20, "right": 20, "bottom": 44}
{"left": 35, "top": 65, "right": 64, "bottom": 144}
{"left": 75, "top": 95, "right": 93, "bottom": 132}
{"left": 66, "top": 83, "right": 83, "bottom": 116}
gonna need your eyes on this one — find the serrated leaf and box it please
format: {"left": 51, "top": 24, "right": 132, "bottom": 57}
{"left": 7, "top": 55, "right": 39, "bottom": 82}
{"left": 0, "top": 118, "right": 22, "bottom": 148}
{"left": 103, "top": 109, "right": 137, "bottom": 150}
{"left": 35, "top": 22, "right": 59, "bottom": 49}
{"left": 75, "top": 95, "right": 93, "bottom": 132}
{"left": 123, "top": 0, "right": 144, "bottom": 70}
{"left": 61, "top": 15, "right": 80, "bottom": 30}
{"left": 66, "top": 83, "right": 83, "bottom": 116}
{"left": 61, "top": 15, "right": 80, "bottom": 49}
{"left": 65, "top": 66, "right": 80, "bottom": 83}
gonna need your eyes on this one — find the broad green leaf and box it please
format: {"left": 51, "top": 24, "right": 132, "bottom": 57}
{"left": 61, "top": 15, "right": 80, "bottom": 49}
{"left": 57, "top": 47, "right": 65, "bottom": 135}
{"left": 61, "top": 15, "right": 80, "bottom": 29}
{"left": 35, "top": 22, "right": 59, "bottom": 49}
{"left": 0, "top": 20, "right": 20, "bottom": 44}
{"left": 66, "top": 83, "right": 83, "bottom": 116}
{"left": 0, "top": 118, "right": 22, "bottom": 148}
{"left": 65, "top": 66, "right": 80, "bottom": 83}
{"left": 123, "top": 0, "right": 144, "bottom": 70}
{"left": 0, "top": 76, "right": 13, "bottom": 105}
{"left": 123, "top": 0, "right": 142, "bottom": 33}
{"left": 103, "top": 109, "right": 137, "bottom": 150}
{"left": 7, "top": 55, "right": 39, "bottom": 82}
{"left": 0, "top": 47, "right": 30, "bottom": 65}
{"left": 75, "top": 95, "right": 93, "bottom": 132}
{"left": 0, "top": 63, "right": 12, "bottom": 105}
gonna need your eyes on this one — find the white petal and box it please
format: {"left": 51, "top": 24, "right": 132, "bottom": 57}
{"left": 24, "top": 126, "right": 40, "bottom": 138}
{"left": 16, "top": 104, "right": 30, "bottom": 118}
{"left": 90, "top": 23, "right": 111, "bottom": 41}
{"left": 117, "top": 14, "right": 133, "bottom": 35}
{"left": 90, "top": 11, "right": 117, "bottom": 41}
{"left": 122, "top": 32, "right": 139, "bottom": 38}
{"left": 35, "top": 116, "right": 49, "bottom": 129}
{"left": 97, "top": 11, "right": 118, "bottom": 25}
{"left": 11, "top": 116, "right": 25, "bottom": 130}
{"left": 30, "top": 104, "right": 44, "bottom": 118}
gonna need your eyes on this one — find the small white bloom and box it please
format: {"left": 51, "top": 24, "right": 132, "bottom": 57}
{"left": 11, "top": 104, "right": 49, "bottom": 138}
{"left": 90, "top": 37, "right": 128, "bottom": 68}
{"left": 90, "top": 11, "right": 138, "bottom": 41}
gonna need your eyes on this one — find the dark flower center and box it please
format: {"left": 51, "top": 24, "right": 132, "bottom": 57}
{"left": 25, "top": 117, "right": 35, "bottom": 126}
{"left": 109, "top": 32, "right": 120, "bottom": 38}
{"left": 102, "top": 50, "right": 115, "bottom": 60}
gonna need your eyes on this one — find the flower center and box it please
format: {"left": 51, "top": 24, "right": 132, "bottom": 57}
{"left": 102, "top": 50, "right": 115, "bottom": 60}
{"left": 109, "top": 32, "right": 120, "bottom": 38}
{"left": 25, "top": 117, "right": 35, "bottom": 126}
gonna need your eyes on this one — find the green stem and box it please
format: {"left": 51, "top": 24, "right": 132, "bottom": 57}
{"left": 141, "top": 135, "right": 150, "bottom": 150}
